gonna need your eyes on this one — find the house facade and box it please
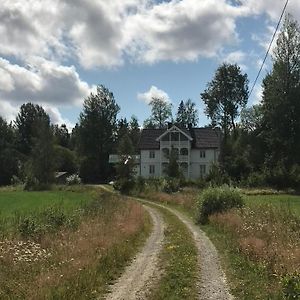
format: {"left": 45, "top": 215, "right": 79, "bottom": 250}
{"left": 110, "top": 125, "right": 221, "bottom": 180}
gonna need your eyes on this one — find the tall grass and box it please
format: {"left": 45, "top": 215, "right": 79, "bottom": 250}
{"left": 0, "top": 189, "right": 151, "bottom": 299}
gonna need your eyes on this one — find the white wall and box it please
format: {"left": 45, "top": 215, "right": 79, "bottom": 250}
{"left": 189, "top": 149, "right": 218, "bottom": 179}
{"left": 140, "top": 150, "right": 161, "bottom": 178}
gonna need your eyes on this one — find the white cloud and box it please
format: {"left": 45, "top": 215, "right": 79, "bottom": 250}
{"left": 137, "top": 85, "right": 171, "bottom": 104}
{"left": 0, "top": 57, "right": 94, "bottom": 106}
{"left": 125, "top": 0, "right": 248, "bottom": 64}
{"left": 0, "top": 0, "right": 255, "bottom": 68}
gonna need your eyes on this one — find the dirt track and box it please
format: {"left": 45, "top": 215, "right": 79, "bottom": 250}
{"left": 100, "top": 186, "right": 233, "bottom": 299}
{"left": 104, "top": 205, "right": 165, "bottom": 300}
{"left": 139, "top": 199, "right": 233, "bottom": 300}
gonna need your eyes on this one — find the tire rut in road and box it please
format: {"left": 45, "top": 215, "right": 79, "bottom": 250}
{"left": 139, "top": 199, "right": 234, "bottom": 300}
{"left": 104, "top": 205, "right": 165, "bottom": 300}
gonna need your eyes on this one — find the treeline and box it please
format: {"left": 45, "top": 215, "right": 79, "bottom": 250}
{"left": 0, "top": 85, "right": 198, "bottom": 187}
{"left": 202, "top": 15, "right": 300, "bottom": 189}
{"left": 1, "top": 15, "right": 300, "bottom": 190}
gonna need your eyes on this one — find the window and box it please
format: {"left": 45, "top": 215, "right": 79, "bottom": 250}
{"left": 149, "top": 150, "right": 155, "bottom": 158}
{"left": 200, "top": 150, "right": 206, "bottom": 158}
{"left": 162, "top": 148, "right": 169, "bottom": 158}
{"left": 171, "top": 132, "right": 179, "bottom": 141}
{"left": 180, "top": 148, "right": 188, "bottom": 155}
{"left": 149, "top": 165, "right": 155, "bottom": 175}
{"left": 200, "top": 165, "right": 206, "bottom": 177}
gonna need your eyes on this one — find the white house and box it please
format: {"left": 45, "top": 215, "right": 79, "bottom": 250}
{"left": 110, "top": 125, "right": 221, "bottom": 180}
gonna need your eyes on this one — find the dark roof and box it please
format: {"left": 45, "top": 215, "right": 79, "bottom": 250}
{"left": 191, "top": 128, "right": 221, "bottom": 148}
{"left": 138, "top": 129, "right": 165, "bottom": 149}
{"left": 138, "top": 127, "right": 221, "bottom": 150}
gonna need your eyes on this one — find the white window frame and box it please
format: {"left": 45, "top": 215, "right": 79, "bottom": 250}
{"left": 200, "top": 150, "right": 206, "bottom": 158}
{"left": 200, "top": 164, "right": 206, "bottom": 177}
{"left": 149, "top": 150, "right": 155, "bottom": 159}
{"left": 149, "top": 165, "right": 155, "bottom": 175}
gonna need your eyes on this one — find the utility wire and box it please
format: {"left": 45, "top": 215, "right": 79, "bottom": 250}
{"left": 249, "top": 0, "right": 289, "bottom": 98}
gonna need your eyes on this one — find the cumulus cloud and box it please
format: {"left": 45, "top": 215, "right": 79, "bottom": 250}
{"left": 0, "top": 57, "right": 94, "bottom": 106}
{"left": 0, "top": 56, "right": 94, "bottom": 127}
{"left": 137, "top": 85, "right": 171, "bottom": 104}
{"left": 0, "top": 0, "right": 254, "bottom": 68}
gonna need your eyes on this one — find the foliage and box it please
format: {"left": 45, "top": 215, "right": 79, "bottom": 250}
{"left": 66, "top": 174, "right": 81, "bottom": 185}
{"left": 143, "top": 97, "right": 172, "bottom": 129}
{"left": 164, "top": 146, "right": 180, "bottom": 178}
{"left": 78, "top": 85, "right": 120, "bottom": 182}
{"left": 261, "top": 15, "right": 300, "bottom": 169}
{"left": 201, "top": 63, "right": 249, "bottom": 136}
{"left": 54, "top": 145, "right": 78, "bottom": 173}
{"left": 198, "top": 186, "right": 244, "bottom": 224}
{"left": 162, "top": 177, "right": 181, "bottom": 193}
{"left": 52, "top": 124, "right": 70, "bottom": 148}
{"left": 282, "top": 272, "right": 300, "bottom": 300}
{"left": 206, "top": 163, "right": 230, "bottom": 186}
{"left": 240, "top": 105, "right": 263, "bottom": 132}
{"left": 25, "top": 121, "right": 55, "bottom": 190}
{"left": 0, "top": 117, "right": 18, "bottom": 186}
{"left": 15, "top": 102, "right": 50, "bottom": 156}
{"left": 113, "top": 178, "right": 135, "bottom": 194}
{"left": 176, "top": 99, "right": 199, "bottom": 127}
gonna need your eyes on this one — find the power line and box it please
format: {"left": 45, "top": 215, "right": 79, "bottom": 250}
{"left": 249, "top": 0, "right": 289, "bottom": 98}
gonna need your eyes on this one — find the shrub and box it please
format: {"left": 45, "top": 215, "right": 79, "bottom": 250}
{"left": 66, "top": 174, "right": 81, "bottom": 185}
{"left": 197, "top": 186, "right": 244, "bottom": 224}
{"left": 113, "top": 178, "right": 135, "bottom": 194}
{"left": 136, "top": 176, "right": 146, "bottom": 192}
{"left": 243, "top": 172, "right": 266, "bottom": 188}
{"left": 11, "top": 175, "right": 23, "bottom": 186}
{"left": 282, "top": 272, "right": 300, "bottom": 300}
{"left": 206, "top": 163, "right": 230, "bottom": 186}
{"left": 162, "top": 177, "right": 180, "bottom": 193}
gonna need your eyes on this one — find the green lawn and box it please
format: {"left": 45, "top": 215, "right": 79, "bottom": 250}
{"left": 0, "top": 189, "right": 92, "bottom": 217}
{"left": 245, "top": 194, "right": 300, "bottom": 214}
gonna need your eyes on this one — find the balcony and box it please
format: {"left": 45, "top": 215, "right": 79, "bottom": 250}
{"left": 160, "top": 141, "right": 190, "bottom": 148}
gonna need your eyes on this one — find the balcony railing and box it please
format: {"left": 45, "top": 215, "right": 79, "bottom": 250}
{"left": 161, "top": 154, "right": 188, "bottom": 162}
{"left": 160, "top": 141, "right": 190, "bottom": 148}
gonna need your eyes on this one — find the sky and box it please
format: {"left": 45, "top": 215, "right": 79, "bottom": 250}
{"left": 0, "top": 0, "right": 299, "bottom": 129}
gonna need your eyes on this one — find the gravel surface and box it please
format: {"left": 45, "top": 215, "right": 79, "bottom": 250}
{"left": 140, "top": 199, "right": 234, "bottom": 300}
{"left": 104, "top": 205, "right": 165, "bottom": 300}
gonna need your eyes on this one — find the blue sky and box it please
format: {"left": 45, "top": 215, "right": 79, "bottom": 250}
{"left": 0, "top": 0, "right": 299, "bottom": 129}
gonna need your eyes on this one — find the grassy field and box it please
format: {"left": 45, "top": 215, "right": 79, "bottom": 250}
{"left": 0, "top": 188, "right": 92, "bottom": 217}
{"left": 134, "top": 186, "right": 300, "bottom": 299}
{"left": 0, "top": 186, "right": 151, "bottom": 299}
{"left": 245, "top": 193, "right": 300, "bottom": 214}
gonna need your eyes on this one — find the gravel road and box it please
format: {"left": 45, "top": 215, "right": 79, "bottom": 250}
{"left": 104, "top": 205, "right": 165, "bottom": 300}
{"left": 99, "top": 186, "right": 233, "bottom": 299}
{"left": 140, "top": 199, "right": 233, "bottom": 300}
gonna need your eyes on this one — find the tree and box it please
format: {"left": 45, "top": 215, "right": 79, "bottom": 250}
{"left": 261, "top": 14, "right": 300, "bottom": 167}
{"left": 52, "top": 124, "right": 70, "bottom": 148}
{"left": 0, "top": 117, "right": 18, "bottom": 185}
{"left": 15, "top": 103, "right": 50, "bottom": 156}
{"left": 114, "top": 134, "right": 136, "bottom": 194}
{"left": 26, "top": 120, "right": 54, "bottom": 189}
{"left": 54, "top": 145, "right": 78, "bottom": 174}
{"left": 165, "top": 147, "right": 180, "bottom": 178}
{"left": 240, "top": 105, "right": 263, "bottom": 132}
{"left": 128, "top": 116, "right": 141, "bottom": 152}
{"left": 176, "top": 99, "right": 199, "bottom": 127}
{"left": 78, "top": 85, "right": 120, "bottom": 182}
{"left": 201, "top": 63, "right": 249, "bottom": 136}
{"left": 143, "top": 97, "right": 172, "bottom": 128}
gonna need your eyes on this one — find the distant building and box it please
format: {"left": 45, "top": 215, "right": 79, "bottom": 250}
{"left": 109, "top": 124, "right": 221, "bottom": 179}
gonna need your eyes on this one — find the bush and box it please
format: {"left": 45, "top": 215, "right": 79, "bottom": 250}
{"left": 242, "top": 172, "right": 266, "bottom": 188}
{"left": 113, "top": 178, "right": 135, "bottom": 194}
{"left": 282, "top": 272, "right": 300, "bottom": 300}
{"left": 197, "top": 186, "right": 244, "bottom": 224}
{"left": 136, "top": 176, "right": 146, "bottom": 192}
{"left": 206, "top": 163, "right": 230, "bottom": 186}
{"left": 66, "top": 174, "right": 81, "bottom": 185}
{"left": 162, "top": 177, "right": 180, "bottom": 193}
